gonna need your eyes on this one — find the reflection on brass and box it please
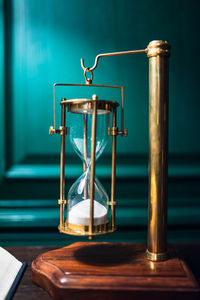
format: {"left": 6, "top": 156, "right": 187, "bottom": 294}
{"left": 111, "top": 108, "right": 117, "bottom": 229}
{"left": 89, "top": 95, "right": 97, "bottom": 237}
{"left": 146, "top": 40, "right": 170, "bottom": 261}
{"left": 59, "top": 221, "right": 115, "bottom": 236}
{"left": 147, "top": 40, "right": 170, "bottom": 58}
{"left": 49, "top": 126, "right": 56, "bottom": 135}
{"left": 110, "top": 126, "right": 118, "bottom": 136}
{"left": 107, "top": 201, "right": 117, "bottom": 206}
{"left": 83, "top": 114, "right": 87, "bottom": 185}
{"left": 66, "top": 99, "right": 119, "bottom": 114}
{"left": 109, "top": 127, "right": 128, "bottom": 136}
{"left": 59, "top": 126, "right": 67, "bottom": 135}
{"left": 59, "top": 103, "right": 66, "bottom": 228}
{"left": 58, "top": 199, "right": 66, "bottom": 205}
{"left": 49, "top": 125, "right": 67, "bottom": 135}
{"left": 81, "top": 49, "right": 147, "bottom": 72}
{"left": 146, "top": 249, "right": 168, "bottom": 262}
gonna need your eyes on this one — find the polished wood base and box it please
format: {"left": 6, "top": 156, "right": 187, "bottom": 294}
{"left": 32, "top": 242, "right": 200, "bottom": 300}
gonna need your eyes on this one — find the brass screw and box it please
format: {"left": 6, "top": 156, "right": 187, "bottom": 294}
{"left": 92, "top": 94, "right": 98, "bottom": 100}
{"left": 86, "top": 78, "right": 92, "bottom": 85}
{"left": 49, "top": 126, "right": 56, "bottom": 135}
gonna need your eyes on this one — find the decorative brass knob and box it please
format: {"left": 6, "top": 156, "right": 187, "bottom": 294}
{"left": 124, "top": 128, "right": 128, "bottom": 137}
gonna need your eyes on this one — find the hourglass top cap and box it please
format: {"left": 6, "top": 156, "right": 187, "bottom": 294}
{"left": 61, "top": 98, "right": 119, "bottom": 114}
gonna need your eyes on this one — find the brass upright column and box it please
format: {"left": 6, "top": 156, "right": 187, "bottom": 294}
{"left": 111, "top": 107, "right": 117, "bottom": 230}
{"left": 146, "top": 40, "right": 170, "bottom": 261}
{"left": 89, "top": 95, "right": 97, "bottom": 239}
{"left": 59, "top": 102, "right": 66, "bottom": 229}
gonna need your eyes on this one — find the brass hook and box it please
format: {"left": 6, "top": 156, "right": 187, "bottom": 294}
{"left": 80, "top": 48, "right": 147, "bottom": 74}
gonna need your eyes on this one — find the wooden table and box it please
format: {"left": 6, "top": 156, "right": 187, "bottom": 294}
{"left": 6, "top": 243, "right": 200, "bottom": 299}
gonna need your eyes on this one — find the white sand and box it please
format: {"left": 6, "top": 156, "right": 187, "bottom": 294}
{"left": 68, "top": 199, "right": 108, "bottom": 226}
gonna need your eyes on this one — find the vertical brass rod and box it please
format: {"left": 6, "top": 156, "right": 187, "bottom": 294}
{"left": 59, "top": 103, "right": 66, "bottom": 229}
{"left": 83, "top": 114, "right": 88, "bottom": 172}
{"left": 121, "top": 87, "right": 124, "bottom": 133}
{"left": 111, "top": 108, "right": 117, "bottom": 229}
{"left": 146, "top": 40, "right": 170, "bottom": 261}
{"left": 89, "top": 95, "right": 97, "bottom": 238}
{"left": 83, "top": 114, "right": 88, "bottom": 200}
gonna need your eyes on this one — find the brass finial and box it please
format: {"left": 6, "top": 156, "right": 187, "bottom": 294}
{"left": 147, "top": 40, "right": 170, "bottom": 58}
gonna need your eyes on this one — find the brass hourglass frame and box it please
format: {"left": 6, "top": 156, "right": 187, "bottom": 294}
{"left": 49, "top": 83, "right": 127, "bottom": 239}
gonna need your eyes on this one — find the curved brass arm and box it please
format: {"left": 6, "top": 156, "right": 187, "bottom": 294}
{"left": 81, "top": 48, "right": 147, "bottom": 72}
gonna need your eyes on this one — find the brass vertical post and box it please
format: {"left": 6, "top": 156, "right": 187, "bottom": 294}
{"left": 89, "top": 95, "right": 97, "bottom": 238}
{"left": 111, "top": 108, "right": 117, "bottom": 229}
{"left": 83, "top": 114, "right": 88, "bottom": 171}
{"left": 146, "top": 40, "right": 170, "bottom": 261}
{"left": 59, "top": 102, "right": 66, "bottom": 229}
{"left": 83, "top": 114, "right": 88, "bottom": 200}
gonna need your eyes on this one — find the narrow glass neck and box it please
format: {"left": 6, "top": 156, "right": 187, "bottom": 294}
{"left": 84, "top": 160, "right": 91, "bottom": 170}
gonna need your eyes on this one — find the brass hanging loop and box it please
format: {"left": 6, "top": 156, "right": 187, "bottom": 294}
{"left": 84, "top": 68, "right": 93, "bottom": 84}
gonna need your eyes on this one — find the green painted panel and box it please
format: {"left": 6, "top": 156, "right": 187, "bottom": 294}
{"left": 0, "top": 0, "right": 5, "bottom": 178}
{"left": 1, "top": 197, "right": 200, "bottom": 228}
{"left": 6, "top": 0, "right": 200, "bottom": 165}
{"left": 5, "top": 160, "right": 200, "bottom": 179}
{"left": 2, "top": 228, "right": 200, "bottom": 246}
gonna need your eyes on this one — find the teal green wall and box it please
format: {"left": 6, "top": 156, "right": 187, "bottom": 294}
{"left": 0, "top": 0, "right": 4, "bottom": 178}
{"left": 9, "top": 0, "right": 200, "bottom": 162}
{"left": 1, "top": 0, "right": 200, "bottom": 245}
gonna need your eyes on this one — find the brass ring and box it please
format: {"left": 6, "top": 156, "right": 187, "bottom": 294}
{"left": 84, "top": 68, "right": 93, "bottom": 84}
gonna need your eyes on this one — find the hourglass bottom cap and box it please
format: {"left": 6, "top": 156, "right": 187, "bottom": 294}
{"left": 58, "top": 222, "right": 116, "bottom": 236}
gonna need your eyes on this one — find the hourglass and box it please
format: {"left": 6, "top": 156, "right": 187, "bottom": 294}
{"left": 49, "top": 83, "right": 127, "bottom": 238}
{"left": 33, "top": 41, "right": 190, "bottom": 300}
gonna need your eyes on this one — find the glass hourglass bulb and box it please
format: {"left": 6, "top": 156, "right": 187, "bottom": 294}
{"left": 67, "top": 107, "right": 110, "bottom": 227}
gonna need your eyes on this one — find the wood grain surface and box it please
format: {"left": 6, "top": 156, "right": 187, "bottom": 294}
{"left": 31, "top": 242, "right": 200, "bottom": 300}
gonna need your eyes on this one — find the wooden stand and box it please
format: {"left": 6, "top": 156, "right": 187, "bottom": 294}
{"left": 32, "top": 242, "right": 200, "bottom": 300}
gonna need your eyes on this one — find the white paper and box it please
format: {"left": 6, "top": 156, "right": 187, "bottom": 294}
{"left": 0, "top": 247, "right": 22, "bottom": 300}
